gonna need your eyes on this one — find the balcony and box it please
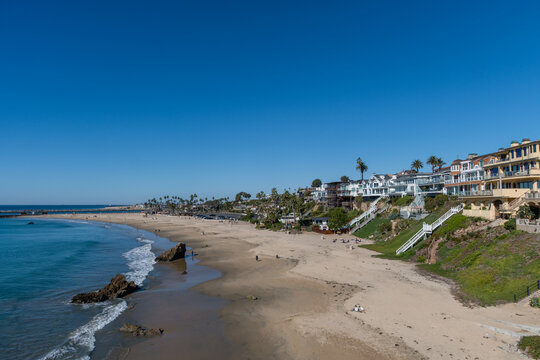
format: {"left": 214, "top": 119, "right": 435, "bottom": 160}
{"left": 525, "top": 191, "right": 540, "bottom": 200}
{"left": 416, "top": 178, "right": 444, "bottom": 185}
{"left": 485, "top": 168, "right": 540, "bottom": 180}
{"left": 459, "top": 190, "right": 493, "bottom": 197}
{"left": 484, "top": 155, "right": 540, "bottom": 168}
{"left": 464, "top": 188, "right": 531, "bottom": 198}
{"left": 444, "top": 176, "right": 484, "bottom": 185}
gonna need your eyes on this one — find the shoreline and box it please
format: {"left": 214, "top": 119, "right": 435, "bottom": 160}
{"left": 39, "top": 213, "right": 540, "bottom": 359}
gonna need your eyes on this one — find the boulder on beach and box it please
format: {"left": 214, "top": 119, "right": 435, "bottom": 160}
{"left": 156, "top": 242, "right": 186, "bottom": 262}
{"left": 71, "top": 274, "right": 139, "bottom": 304}
{"left": 119, "top": 323, "right": 164, "bottom": 337}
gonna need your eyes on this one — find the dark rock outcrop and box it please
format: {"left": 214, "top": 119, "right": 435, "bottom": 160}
{"left": 156, "top": 243, "right": 186, "bottom": 262}
{"left": 119, "top": 323, "right": 164, "bottom": 337}
{"left": 72, "top": 274, "right": 139, "bottom": 304}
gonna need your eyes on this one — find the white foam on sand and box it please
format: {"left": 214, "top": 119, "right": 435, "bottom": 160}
{"left": 39, "top": 300, "right": 128, "bottom": 360}
{"left": 124, "top": 237, "right": 156, "bottom": 286}
{"left": 39, "top": 236, "right": 156, "bottom": 360}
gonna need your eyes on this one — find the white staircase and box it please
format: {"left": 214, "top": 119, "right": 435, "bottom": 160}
{"left": 396, "top": 204, "right": 463, "bottom": 255}
{"left": 347, "top": 195, "right": 387, "bottom": 229}
{"left": 350, "top": 204, "right": 390, "bottom": 233}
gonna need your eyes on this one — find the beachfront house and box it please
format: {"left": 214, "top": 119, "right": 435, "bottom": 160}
{"left": 460, "top": 139, "right": 540, "bottom": 220}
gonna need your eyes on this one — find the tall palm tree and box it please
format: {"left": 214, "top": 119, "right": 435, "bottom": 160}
{"left": 427, "top": 155, "right": 438, "bottom": 173}
{"left": 411, "top": 160, "right": 423, "bottom": 172}
{"left": 436, "top": 157, "right": 446, "bottom": 170}
{"left": 356, "top": 157, "right": 368, "bottom": 181}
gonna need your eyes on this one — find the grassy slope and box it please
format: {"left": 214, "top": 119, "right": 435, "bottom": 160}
{"left": 361, "top": 207, "right": 448, "bottom": 259}
{"left": 353, "top": 217, "right": 389, "bottom": 239}
{"left": 420, "top": 231, "right": 540, "bottom": 304}
{"left": 360, "top": 204, "right": 540, "bottom": 304}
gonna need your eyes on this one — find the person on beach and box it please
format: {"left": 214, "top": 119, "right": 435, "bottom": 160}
{"left": 256, "top": 255, "right": 259, "bottom": 261}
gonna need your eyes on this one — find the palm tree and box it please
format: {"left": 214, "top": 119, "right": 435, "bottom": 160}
{"left": 427, "top": 155, "right": 438, "bottom": 173}
{"left": 436, "top": 157, "right": 446, "bottom": 170}
{"left": 411, "top": 160, "right": 423, "bottom": 172}
{"left": 356, "top": 157, "right": 368, "bottom": 181}
{"left": 340, "top": 175, "right": 350, "bottom": 182}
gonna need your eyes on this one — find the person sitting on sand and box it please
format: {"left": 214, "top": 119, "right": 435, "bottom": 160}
{"left": 353, "top": 305, "right": 359, "bottom": 312}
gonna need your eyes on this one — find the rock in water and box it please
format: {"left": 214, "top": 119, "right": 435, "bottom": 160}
{"left": 119, "top": 323, "right": 164, "bottom": 337}
{"left": 72, "top": 274, "right": 139, "bottom": 304}
{"left": 156, "top": 243, "right": 186, "bottom": 262}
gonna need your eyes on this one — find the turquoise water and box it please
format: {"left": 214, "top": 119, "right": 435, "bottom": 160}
{"left": 0, "top": 218, "right": 169, "bottom": 360}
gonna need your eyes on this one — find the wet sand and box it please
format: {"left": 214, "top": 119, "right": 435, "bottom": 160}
{"left": 41, "top": 213, "right": 540, "bottom": 360}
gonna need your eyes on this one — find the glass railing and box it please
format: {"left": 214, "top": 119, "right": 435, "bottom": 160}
{"left": 458, "top": 190, "right": 493, "bottom": 197}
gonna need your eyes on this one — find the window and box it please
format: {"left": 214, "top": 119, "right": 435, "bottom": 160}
{"left": 519, "top": 181, "right": 533, "bottom": 189}
{"left": 524, "top": 147, "right": 527, "bottom": 156}
{"left": 516, "top": 148, "right": 522, "bottom": 157}
{"left": 511, "top": 150, "right": 514, "bottom": 158}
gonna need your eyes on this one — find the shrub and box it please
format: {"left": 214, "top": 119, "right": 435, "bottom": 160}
{"left": 504, "top": 219, "right": 516, "bottom": 231}
{"left": 464, "top": 204, "right": 471, "bottom": 210}
{"left": 388, "top": 211, "right": 399, "bottom": 220}
{"left": 392, "top": 196, "right": 414, "bottom": 207}
{"left": 417, "top": 255, "right": 426, "bottom": 263}
{"left": 518, "top": 205, "right": 535, "bottom": 220}
{"left": 328, "top": 207, "right": 349, "bottom": 230}
{"left": 378, "top": 222, "right": 392, "bottom": 233}
{"left": 518, "top": 336, "right": 540, "bottom": 359}
{"left": 531, "top": 297, "right": 540, "bottom": 308}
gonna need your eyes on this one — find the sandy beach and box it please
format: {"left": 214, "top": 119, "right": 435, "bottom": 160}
{"left": 42, "top": 212, "right": 540, "bottom": 360}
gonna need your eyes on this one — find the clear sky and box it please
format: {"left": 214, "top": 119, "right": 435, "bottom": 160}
{"left": 1, "top": 0, "right": 539, "bottom": 204}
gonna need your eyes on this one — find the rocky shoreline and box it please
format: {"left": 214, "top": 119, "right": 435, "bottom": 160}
{"left": 71, "top": 243, "right": 187, "bottom": 304}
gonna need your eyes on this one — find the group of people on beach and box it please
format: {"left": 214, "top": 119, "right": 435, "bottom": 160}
{"left": 328, "top": 237, "right": 361, "bottom": 245}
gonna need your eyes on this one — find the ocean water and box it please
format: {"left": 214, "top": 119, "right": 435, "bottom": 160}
{"left": 0, "top": 218, "right": 170, "bottom": 360}
{"left": 0, "top": 205, "right": 131, "bottom": 216}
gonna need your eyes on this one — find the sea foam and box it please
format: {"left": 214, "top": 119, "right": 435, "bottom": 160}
{"left": 39, "top": 300, "right": 128, "bottom": 360}
{"left": 39, "top": 235, "right": 156, "bottom": 360}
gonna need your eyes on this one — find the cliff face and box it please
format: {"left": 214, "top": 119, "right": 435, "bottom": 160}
{"left": 72, "top": 274, "right": 139, "bottom": 304}
{"left": 156, "top": 242, "right": 186, "bottom": 262}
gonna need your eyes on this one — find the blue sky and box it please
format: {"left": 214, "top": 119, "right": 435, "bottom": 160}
{"left": 1, "top": 0, "right": 539, "bottom": 204}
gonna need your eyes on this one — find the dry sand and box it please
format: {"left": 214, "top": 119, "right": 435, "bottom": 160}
{"left": 43, "top": 213, "right": 540, "bottom": 359}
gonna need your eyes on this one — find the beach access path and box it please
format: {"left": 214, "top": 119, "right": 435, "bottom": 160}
{"left": 42, "top": 212, "right": 540, "bottom": 360}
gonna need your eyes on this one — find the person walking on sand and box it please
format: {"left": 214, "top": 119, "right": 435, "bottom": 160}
{"left": 256, "top": 255, "right": 259, "bottom": 261}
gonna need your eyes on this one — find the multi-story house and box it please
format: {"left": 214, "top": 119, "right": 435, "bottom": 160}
{"left": 461, "top": 139, "right": 540, "bottom": 220}
{"left": 444, "top": 154, "right": 495, "bottom": 196}
{"left": 342, "top": 174, "right": 393, "bottom": 199}
{"left": 387, "top": 170, "right": 419, "bottom": 197}
{"left": 416, "top": 167, "right": 450, "bottom": 196}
